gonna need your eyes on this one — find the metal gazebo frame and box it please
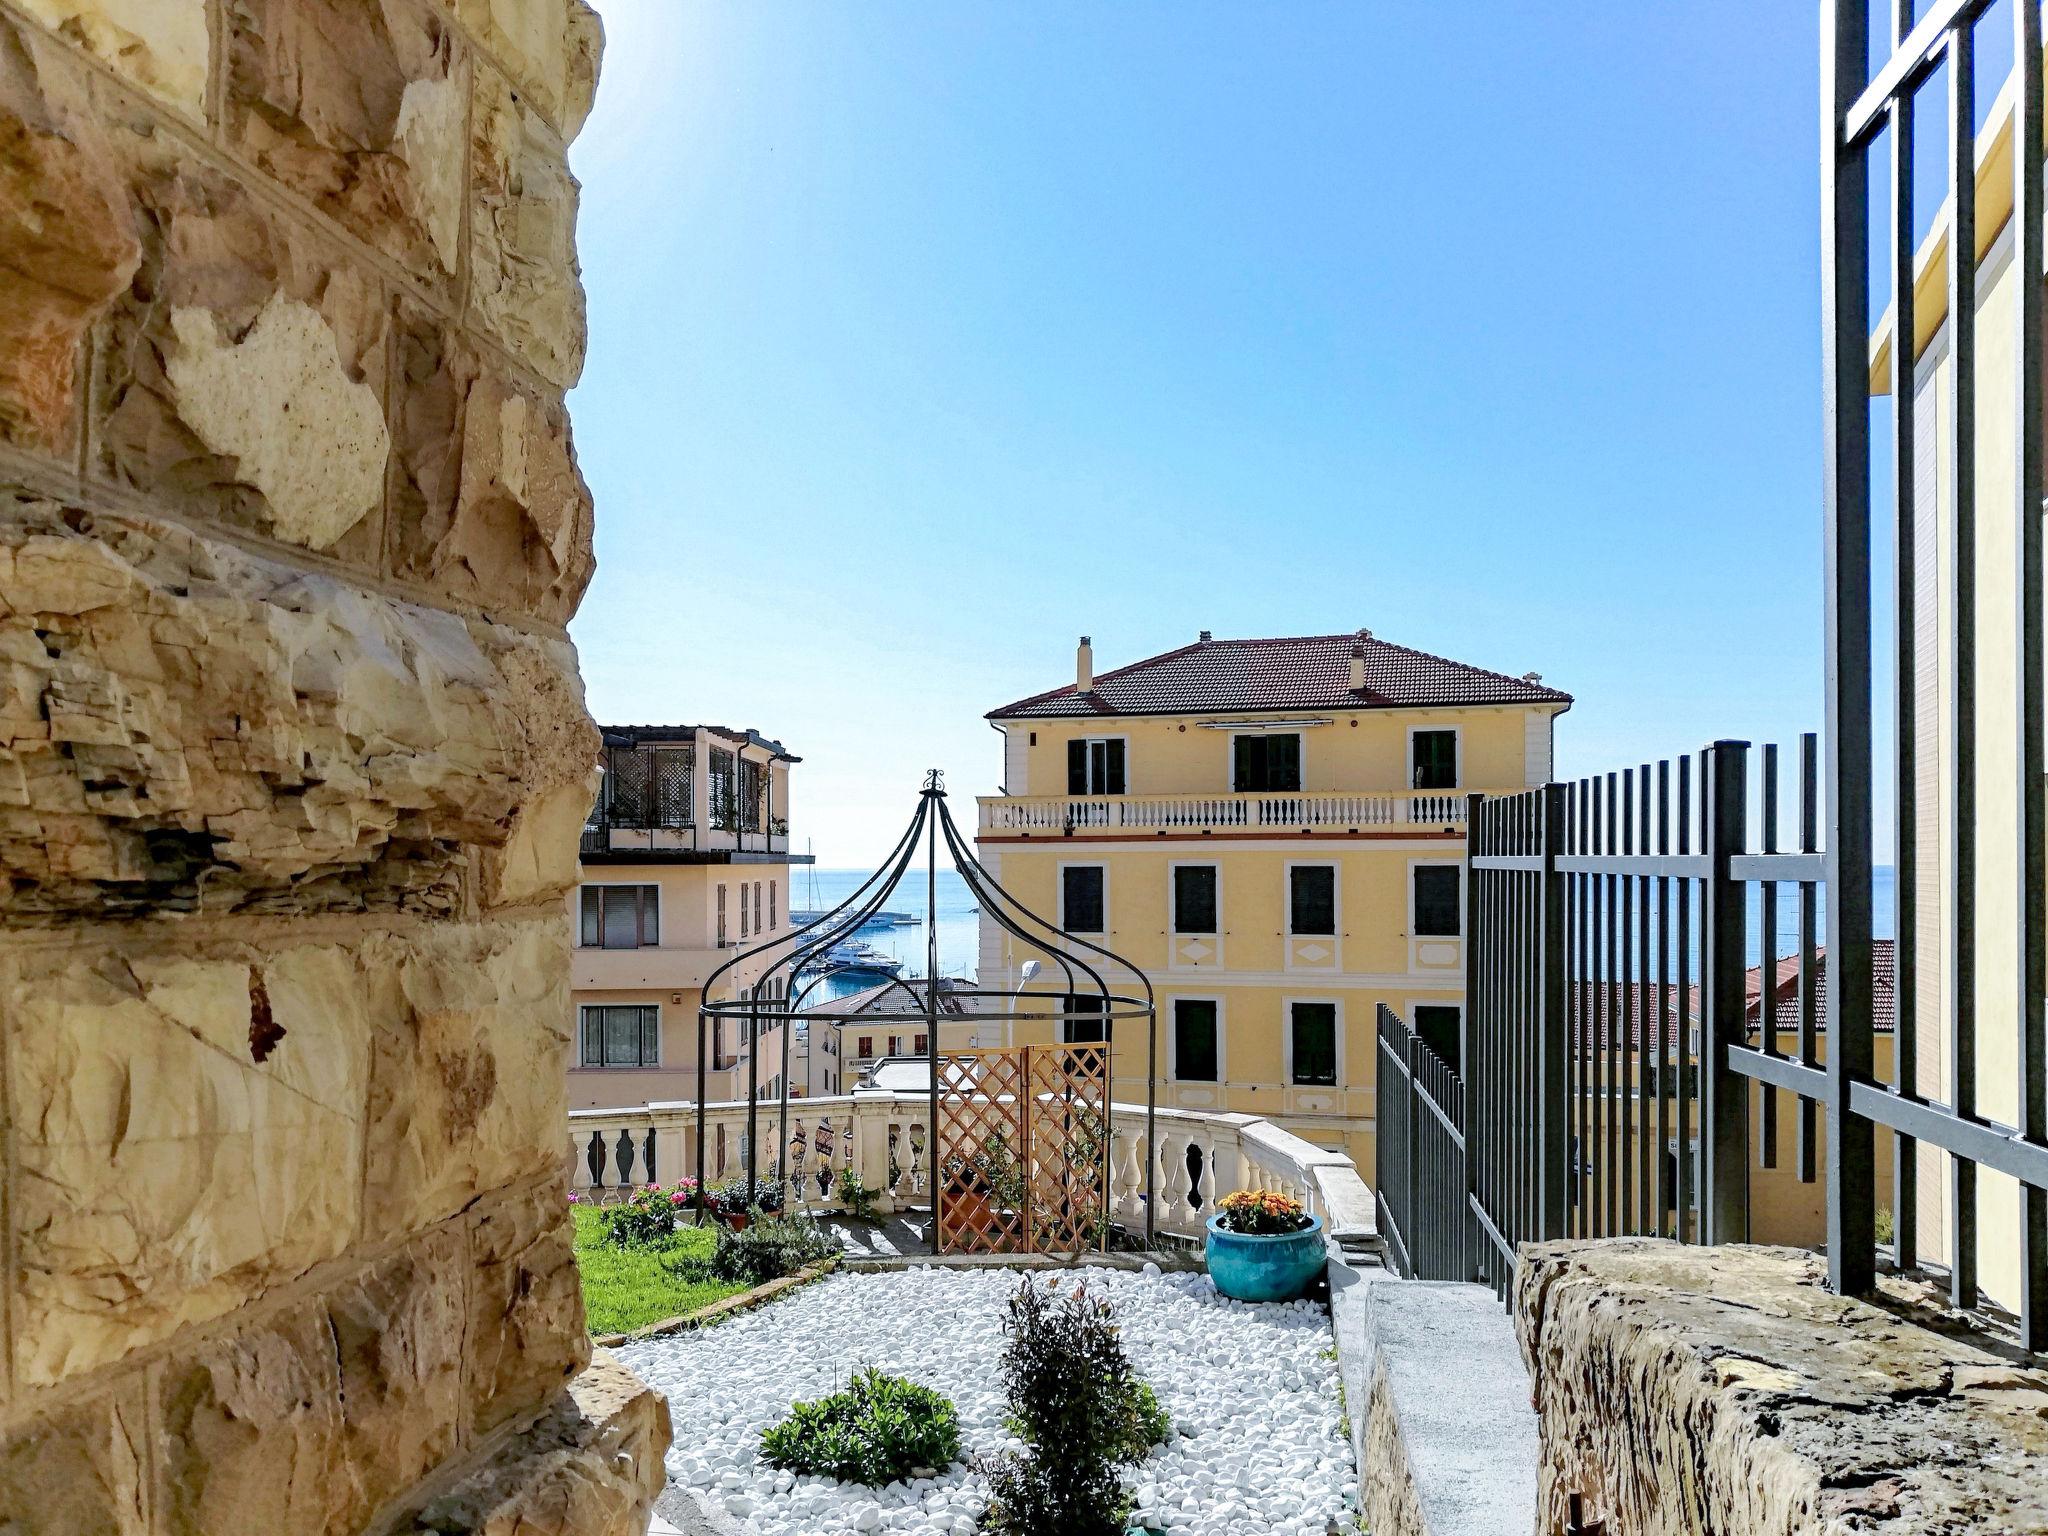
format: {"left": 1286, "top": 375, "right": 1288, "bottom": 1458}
{"left": 693, "top": 771, "right": 1161, "bottom": 1247}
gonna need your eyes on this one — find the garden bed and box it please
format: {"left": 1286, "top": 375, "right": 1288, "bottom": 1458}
{"left": 571, "top": 1206, "right": 755, "bottom": 1336}
{"left": 620, "top": 1265, "right": 1358, "bottom": 1534}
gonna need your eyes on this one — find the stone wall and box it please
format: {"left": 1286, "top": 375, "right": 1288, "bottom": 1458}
{"left": 0, "top": 0, "right": 669, "bottom": 1531}
{"left": 1515, "top": 1239, "right": 2048, "bottom": 1536}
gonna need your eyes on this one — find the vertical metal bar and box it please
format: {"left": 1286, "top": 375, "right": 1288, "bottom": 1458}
{"left": 1761, "top": 742, "right": 1782, "bottom": 1171}
{"left": 1888, "top": 0, "right": 1921, "bottom": 1276}
{"left": 2013, "top": 0, "right": 2048, "bottom": 1353}
{"left": 745, "top": 981, "right": 761, "bottom": 1201}
{"left": 1821, "top": 0, "right": 1878, "bottom": 1297}
{"left": 1702, "top": 739, "right": 1751, "bottom": 1245}
{"left": 1606, "top": 770, "right": 1620, "bottom": 1236}
{"left": 1620, "top": 767, "right": 1636, "bottom": 1233}
{"left": 1676, "top": 754, "right": 1694, "bottom": 1235}
{"left": 1463, "top": 792, "right": 1486, "bottom": 1269}
{"left": 1656, "top": 760, "right": 1672, "bottom": 1232}
{"left": 1798, "top": 735, "right": 1822, "bottom": 1185}
{"left": 925, "top": 783, "right": 942, "bottom": 1231}
{"left": 1947, "top": 20, "right": 1980, "bottom": 1310}
{"left": 1638, "top": 764, "right": 1654, "bottom": 1235}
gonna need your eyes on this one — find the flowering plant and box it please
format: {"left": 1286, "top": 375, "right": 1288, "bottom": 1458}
{"left": 599, "top": 1180, "right": 703, "bottom": 1248}
{"left": 1214, "top": 1189, "right": 1311, "bottom": 1236}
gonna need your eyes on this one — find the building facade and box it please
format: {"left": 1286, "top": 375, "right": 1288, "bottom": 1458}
{"left": 569, "top": 725, "right": 810, "bottom": 1110}
{"left": 975, "top": 631, "right": 1569, "bottom": 1174}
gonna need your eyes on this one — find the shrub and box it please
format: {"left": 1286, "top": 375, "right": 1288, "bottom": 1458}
{"left": 1215, "top": 1189, "right": 1312, "bottom": 1236}
{"left": 836, "top": 1167, "right": 878, "bottom": 1221}
{"left": 662, "top": 1212, "right": 837, "bottom": 1288}
{"left": 760, "top": 1368, "right": 961, "bottom": 1486}
{"left": 979, "top": 1277, "right": 1168, "bottom": 1536}
{"left": 712, "top": 1177, "right": 785, "bottom": 1217}
{"left": 599, "top": 1180, "right": 702, "bottom": 1249}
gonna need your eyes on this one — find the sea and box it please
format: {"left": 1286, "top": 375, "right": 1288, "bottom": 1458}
{"left": 787, "top": 863, "right": 1893, "bottom": 999}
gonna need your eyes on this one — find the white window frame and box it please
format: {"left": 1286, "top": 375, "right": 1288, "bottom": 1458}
{"left": 1070, "top": 734, "right": 1130, "bottom": 795}
{"left": 1407, "top": 859, "right": 1464, "bottom": 939}
{"left": 1282, "top": 995, "right": 1345, "bottom": 1088}
{"left": 1405, "top": 724, "right": 1462, "bottom": 791}
{"left": 1058, "top": 859, "right": 1110, "bottom": 936}
{"left": 1283, "top": 859, "right": 1341, "bottom": 939}
{"left": 577, "top": 1002, "right": 662, "bottom": 1069}
{"left": 1167, "top": 859, "right": 1222, "bottom": 936}
{"left": 1166, "top": 994, "right": 1226, "bottom": 1083}
{"left": 1226, "top": 728, "right": 1305, "bottom": 793}
{"left": 577, "top": 882, "right": 661, "bottom": 950}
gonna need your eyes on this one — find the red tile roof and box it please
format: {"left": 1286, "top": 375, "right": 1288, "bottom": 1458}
{"left": 1572, "top": 939, "right": 1896, "bottom": 1052}
{"left": 986, "top": 632, "right": 1572, "bottom": 720}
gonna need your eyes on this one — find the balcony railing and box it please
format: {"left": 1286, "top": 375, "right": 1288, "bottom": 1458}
{"left": 568, "top": 1090, "right": 1379, "bottom": 1254}
{"left": 581, "top": 816, "right": 790, "bottom": 858}
{"left": 976, "top": 790, "right": 1479, "bottom": 835}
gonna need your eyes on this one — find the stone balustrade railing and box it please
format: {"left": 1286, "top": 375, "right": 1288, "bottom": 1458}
{"left": 569, "top": 1091, "right": 1381, "bottom": 1257}
{"left": 975, "top": 790, "right": 1480, "bottom": 835}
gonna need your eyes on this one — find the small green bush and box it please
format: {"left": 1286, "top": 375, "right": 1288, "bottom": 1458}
{"left": 661, "top": 1212, "right": 836, "bottom": 1288}
{"left": 599, "top": 1181, "right": 701, "bottom": 1249}
{"left": 760, "top": 1368, "right": 962, "bottom": 1486}
{"left": 836, "top": 1167, "right": 878, "bottom": 1221}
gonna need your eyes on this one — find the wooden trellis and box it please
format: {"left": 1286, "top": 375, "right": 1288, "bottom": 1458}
{"left": 935, "top": 1044, "right": 1110, "bottom": 1258}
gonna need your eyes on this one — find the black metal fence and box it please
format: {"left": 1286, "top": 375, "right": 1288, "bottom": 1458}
{"left": 1375, "top": 1003, "right": 1466, "bottom": 1281}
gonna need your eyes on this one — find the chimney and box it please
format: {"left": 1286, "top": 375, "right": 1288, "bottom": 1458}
{"left": 1521, "top": 671, "right": 1543, "bottom": 685}
{"left": 1076, "top": 636, "right": 1094, "bottom": 693}
{"left": 1198, "top": 629, "right": 1212, "bottom": 643}
{"left": 1349, "top": 640, "right": 1367, "bottom": 691}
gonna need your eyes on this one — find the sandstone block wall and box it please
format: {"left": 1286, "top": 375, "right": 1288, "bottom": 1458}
{"left": 1515, "top": 1239, "right": 2048, "bottom": 1536}
{"left": 0, "top": 0, "right": 669, "bottom": 1530}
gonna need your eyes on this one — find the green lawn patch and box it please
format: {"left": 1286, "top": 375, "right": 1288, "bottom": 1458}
{"left": 572, "top": 1205, "right": 753, "bottom": 1336}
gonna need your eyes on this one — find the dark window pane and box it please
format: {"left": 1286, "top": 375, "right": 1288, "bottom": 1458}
{"left": 1065, "top": 993, "right": 1108, "bottom": 1044}
{"left": 604, "top": 1007, "right": 639, "bottom": 1066}
{"left": 641, "top": 1007, "right": 662, "bottom": 1066}
{"left": 1173, "top": 865, "right": 1218, "bottom": 933}
{"left": 1233, "top": 734, "right": 1257, "bottom": 791}
{"left": 1291, "top": 1002, "right": 1338, "bottom": 1085}
{"left": 600, "top": 888, "right": 638, "bottom": 949}
{"left": 1234, "top": 734, "right": 1302, "bottom": 792}
{"left": 579, "top": 887, "right": 601, "bottom": 947}
{"left": 1104, "top": 738, "right": 1126, "bottom": 794}
{"left": 640, "top": 885, "right": 658, "bottom": 945}
{"left": 1174, "top": 999, "right": 1218, "bottom": 1081}
{"left": 1268, "top": 733, "right": 1301, "bottom": 791}
{"left": 1411, "top": 730, "right": 1458, "bottom": 790}
{"left": 1414, "top": 1004, "right": 1461, "bottom": 1074}
{"left": 1062, "top": 866, "right": 1105, "bottom": 932}
{"left": 580, "top": 1009, "right": 602, "bottom": 1066}
{"left": 1068, "top": 739, "right": 1088, "bottom": 793}
{"left": 1290, "top": 866, "right": 1336, "bottom": 935}
{"left": 1414, "top": 865, "right": 1461, "bottom": 936}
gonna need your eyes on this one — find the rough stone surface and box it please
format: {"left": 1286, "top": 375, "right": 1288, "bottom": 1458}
{"left": 1516, "top": 1238, "right": 2048, "bottom": 1536}
{"left": 0, "top": 0, "right": 664, "bottom": 1527}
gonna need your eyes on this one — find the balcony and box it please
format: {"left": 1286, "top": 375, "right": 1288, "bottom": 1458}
{"left": 581, "top": 815, "right": 796, "bottom": 860}
{"left": 975, "top": 789, "right": 1481, "bottom": 836}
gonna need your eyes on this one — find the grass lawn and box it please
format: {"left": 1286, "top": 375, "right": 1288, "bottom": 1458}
{"left": 572, "top": 1206, "right": 755, "bottom": 1336}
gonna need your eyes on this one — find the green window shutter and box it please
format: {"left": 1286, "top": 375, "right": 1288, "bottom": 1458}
{"left": 1104, "top": 739, "right": 1126, "bottom": 794}
{"left": 1290, "top": 866, "right": 1336, "bottom": 935}
{"left": 1233, "top": 735, "right": 1258, "bottom": 791}
{"left": 1414, "top": 866, "right": 1462, "bottom": 936}
{"left": 1291, "top": 1002, "right": 1338, "bottom": 1085}
{"left": 579, "top": 887, "right": 601, "bottom": 947}
{"left": 1173, "top": 866, "right": 1218, "bottom": 933}
{"left": 1272, "top": 734, "right": 1302, "bottom": 791}
{"left": 1174, "top": 999, "right": 1218, "bottom": 1081}
{"left": 1068, "top": 739, "right": 1088, "bottom": 793}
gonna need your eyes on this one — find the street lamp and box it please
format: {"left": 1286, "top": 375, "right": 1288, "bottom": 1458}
{"left": 1007, "top": 958, "right": 1041, "bottom": 1049}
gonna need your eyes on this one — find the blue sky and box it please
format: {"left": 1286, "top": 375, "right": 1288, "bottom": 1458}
{"left": 568, "top": 3, "right": 1864, "bottom": 865}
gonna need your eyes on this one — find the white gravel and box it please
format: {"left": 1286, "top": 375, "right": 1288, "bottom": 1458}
{"left": 619, "top": 1264, "right": 1358, "bottom": 1536}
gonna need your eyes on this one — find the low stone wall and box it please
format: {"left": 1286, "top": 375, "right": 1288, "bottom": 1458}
{"left": 1515, "top": 1238, "right": 2048, "bottom": 1536}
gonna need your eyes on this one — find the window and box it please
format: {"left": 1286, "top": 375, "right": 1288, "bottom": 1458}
{"left": 1067, "top": 737, "right": 1126, "bottom": 794}
{"left": 716, "top": 884, "right": 728, "bottom": 945}
{"left": 1413, "top": 865, "right": 1462, "bottom": 936}
{"left": 1233, "top": 733, "right": 1301, "bottom": 792}
{"left": 1173, "top": 999, "right": 1219, "bottom": 1081}
{"left": 1414, "top": 1004, "right": 1462, "bottom": 1074}
{"left": 769, "top": 880, "right": 778, "bottom": 930}
{"left": 1061, "top": 865, "right": 1106, "bottom": 933}
{"left": 579, "top": 1005, "right": 660, "bottom": 1068}
{"left": 1064, "top": 994, "right": 1108, "bottom": 1044}
{"left": 1411, "top": 729, "right": 1458, "bottom": 790}
{"left": 886, "top": 1035, "right": 903, "bottom": 1056}
{"left": 755, "top": 881, "right": 765, "bottom": 931}
{"left": 739, "top": 881, "right": 750, "bottom": 938}
{"left": 1172, "top": 865, "right": 1218, "bottom": 934}
{"left": 914, "top": 1033, "right": 928, "bottom": 1054}
{"left": 579, "top": 885, "right": 659, "bottom": 949}
{"left": 857, "top": 1035, "right": 873, "bottom": 1059}
{"left": 1290, "top": 1002, "right": 1338, "bottom": 1086}
{"left": 1288, "top": 865, "right": 1336, "bottom": 936}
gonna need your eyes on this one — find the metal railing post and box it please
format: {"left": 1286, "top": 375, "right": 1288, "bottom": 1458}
{"left": 1701, "top": 740, "right": 1751, "bottom": 1245}
{"left": 1461, "top": 792, "right": 1485, "bottom": 1278}
{"left": 1405, "top": 1026, "right": 1421, "bottom": 1274}
{"left": 1536, "top": 781, "right": 1570, "bottom": 1241}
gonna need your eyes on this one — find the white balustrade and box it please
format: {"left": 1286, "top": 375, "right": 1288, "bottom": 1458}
{"left": 976, "top": 790, "right": 1479, "bottom": 835}
{"left": 571, "top": 1091, "right": 1380, "bottom": 1256}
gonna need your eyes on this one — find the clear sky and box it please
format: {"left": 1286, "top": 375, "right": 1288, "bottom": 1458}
{"left": 568, "top": 3, "right": 1887, "bottom": 866}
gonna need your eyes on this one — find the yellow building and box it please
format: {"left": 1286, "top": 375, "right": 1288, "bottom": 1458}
{"left": 975, "top": 631, "right": 1570, "bottom": 1174}
{"left": 567, "top": 724, "right": 808, "bottom": 1110}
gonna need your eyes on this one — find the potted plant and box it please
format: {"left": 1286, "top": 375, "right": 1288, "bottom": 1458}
{"left": 715, "top": 1177, "right": 784, "bottom": 1229}
{"left": 1205, "top": 1190, "right": 1325, "bottom": 1303}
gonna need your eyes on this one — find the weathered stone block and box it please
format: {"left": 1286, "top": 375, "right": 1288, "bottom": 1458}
{"left": 0, "top": 14, "right": 140, "bottom": 454}
{"left": 0, "top": 500, "right": 595, "bottom": 917}
{"left": 0, "top": 1387, "right": 151, "bottom": 1535}
{"left": 223, "top": 0, "right": 468, "bottom": 282}
{"left": 455, "top": 0, "right": 600, "bottom": 138}
{"left": 5, "top": 939, "right": 370, "bottom": 1385}
{"left": 470, "top": 61, "right": 585, "bottom": 389}
{"left": 466, "top": 1178, "right": 589, "bottom": 1436}
{"left": 363, "top": 920, "right": 574, "bottom": 1238}
{"left": 90, "top": 130, "right": 394, "bottom": 562}
{"left": 389, "top": 304, "right": 596, "bottom": 623}
{"left": 11, "top": 0, "right": 207, "bottom": 118}
{"left": 1516, "top": 1238, "right": 2048, "bottom": 1536}
{"left": 408, "top": 1351, "right": 669, "bottom": 1536}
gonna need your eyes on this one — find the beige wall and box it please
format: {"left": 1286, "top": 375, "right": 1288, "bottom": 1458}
{"left": 0, "top": 0, "right": 668, "bottom": 1529}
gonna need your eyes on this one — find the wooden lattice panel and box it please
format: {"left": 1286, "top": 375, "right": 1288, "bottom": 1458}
{"left": 936, "top": 1044, "right": 1110, "bottom": 1258}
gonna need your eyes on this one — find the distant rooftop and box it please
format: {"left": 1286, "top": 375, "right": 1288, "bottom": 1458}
{"left": 986, "top": 631, "right": 1571, "bottom": 720}
{"left": 600, "top": 723, "right": 800, "bottom": 761}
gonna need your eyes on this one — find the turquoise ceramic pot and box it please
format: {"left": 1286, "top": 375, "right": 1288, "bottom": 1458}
{"left": 1204, "top": 1213, "right": 1326, "bottom": 1303}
